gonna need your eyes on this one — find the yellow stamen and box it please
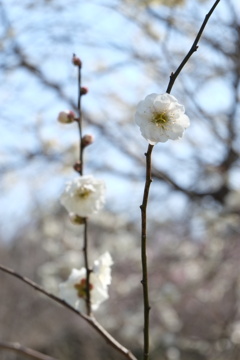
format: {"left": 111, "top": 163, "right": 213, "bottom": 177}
{"left": 77, "top": 187, "right": 92, "bottom": 199}
{"left": 151, "top": 112, "right": 169, "bottom": 127}
{"left": 74, "top": 278, "right": 93, "bottom": 298}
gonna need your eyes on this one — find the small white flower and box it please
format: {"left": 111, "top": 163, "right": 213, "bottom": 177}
{"left": 57, "top": 110, "right": 75, "bottom": 124}
{"left": 93, "top": 252, "right": 113, "bottom": 288}
{"left": 135, "top": 93, "right": 190, "bottom": 144}
{"left": 60, "top": 175, "right": 105, "bottom": 217}
{"left": 59, "top": 252, "right": 113, "bottom": 311}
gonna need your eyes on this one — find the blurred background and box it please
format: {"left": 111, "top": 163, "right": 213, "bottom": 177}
{"left": 0, "top": 0, "right": 240, "bottom": 359}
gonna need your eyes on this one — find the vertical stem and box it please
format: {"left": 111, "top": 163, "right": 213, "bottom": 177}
{"left": 140, "top": 144, "right": 154, "bottom": 360}
{"left": 83, "top": 218, "right": 92, "bottom": 315}
{"left": 166, "top": 0, "right": 221, "bottom": 94}
{"left": 77, "top": 64, "right": 83, "bottom": 176}
{"left": 75, "top": 57, "right": 91, "bottom": 315}
{"left": 139, "top": 1, "right": 221, "bottom": 358}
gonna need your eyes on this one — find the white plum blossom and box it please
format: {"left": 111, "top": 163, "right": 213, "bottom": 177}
{"left": 60, "top": 175, "right": 105, "bottom": 217}
{"left": 59, "top": 252, "right": 113, "bottom": 312}
{"left": 92, "top": 252, "right": 113, "bottom": 288}
{"left": 57, "top": 110, "right": 75, "bottom": 124}
{"left": 135, "top": 93, "right": 190, "bottom": 144}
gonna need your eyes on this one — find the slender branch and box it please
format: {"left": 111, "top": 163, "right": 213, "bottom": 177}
{"left": 0, "top": 264, "right": 138, "bottom": 360}
{"left": 140, "top": 144, "right": 154, "bottom": 360}
{"left": 83, "top": 218, "right": 92, "bottom": 316}
{"left": 0, "top": 264, "right": 88, "bottom": 318}
{"left": 0, "top": 341, "right": 58, "bottom": 360}
{"left": 73, "top": 55, "right": 91, "bottom": 315}
{"left": 139, "top": 3, "right": 221, "bottom": 359}
{"left": 76, "top": 61, "right": 83, "bottom": 174}
{"left": 166, "top": 0, "right": 221, "bottom": 94}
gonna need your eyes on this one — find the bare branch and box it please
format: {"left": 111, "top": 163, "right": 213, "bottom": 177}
{"left": 0, "top": 264, "right": 138, "bottom": 360}
{"left": 139, "top": 2, "right": 222, "bottom": 359}
{"left": 166, "top": 0, "right": 221, "bottom": 93}
{"left": 140, "top": 144, "right": 154, "bottom": 360}
{"left": 0, "top": 341, "right": 58, "bottom": 360}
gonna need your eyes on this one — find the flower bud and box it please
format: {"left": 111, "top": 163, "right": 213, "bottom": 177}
{"left": 69, "top": 213, "right": 85, "bottom": 225}
{"left": 73, "top": 161, "right": 82, "bottom": 174}
{"left": 57, "top": 110, "right": 75, "bottom": 124}
{"left": 82, "top": 134, "right": 94, "bottom": 148}
{"left": 80, "top": 87, "right": 88, "bottom": 96}
{"left": 72, "top": 54, "right": 82, "bottom": 67}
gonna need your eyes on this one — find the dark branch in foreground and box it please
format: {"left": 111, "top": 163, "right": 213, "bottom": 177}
{"left": 166, "top": 0, "right": 221, "bottom": 93}
{"left": 139, "top": 2, "right": 221, "bottom": 360}
{"left": 0, "top": 264, "right": 138, "bottom": 360}
{"left": 140, "top": 144, "right": 154, "bottom": 360}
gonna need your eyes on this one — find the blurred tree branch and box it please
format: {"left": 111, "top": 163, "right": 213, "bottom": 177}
{"left": 0, "top": 341, "right": 58, "bottom": 360}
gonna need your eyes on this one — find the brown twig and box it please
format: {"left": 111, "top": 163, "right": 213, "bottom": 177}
{"left": 139, "top": 143, "right": 154, "bottom": 360}
{"left": 74, "top": 55, "right": 91, "bottom": 315}
{"left": 76, "top": 59, "right": 84, "bottom": 175}
{"left": 0, "top": 341, "right": 58, "bottom": 360}
{"left": 83, "top": 217, "right": 92, "bottom": 316}
{"left": 166, "top": 0, "right": 221, "bottom": 94}
{"left": 0, "top": 264, "right": 137, "bottom": 360}
{"left": 139, "top": 2, "right": 221, "bottom": 359}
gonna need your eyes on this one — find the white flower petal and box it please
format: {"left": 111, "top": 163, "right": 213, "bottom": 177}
{"left": 178, "top": 114, "right": 190, "bottom": 127}
{"left": 153, "top": 100, "right": 168, "bottom": 113}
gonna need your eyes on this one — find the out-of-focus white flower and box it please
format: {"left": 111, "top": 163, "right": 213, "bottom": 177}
{"left": 60, "top": 175, "right": 105, "bottom": 217}
{"left": 125, "top": 0, "right": 185, "bottom": 7}
{"left": 57, "top": 110, "right": 75, "bottom": 124}
{"left": 59, "top": 252, "right": 113, "bottom": 312}
{"left": 157, "top": 0, "right": 185, "bottom": 6}
{"left": 93, "top": 252, "right": 113, "bottom": 288}
{"left": 225, "top": 190, "right": 240, "bottom": 211}
{"left": 135, "top": 93, "right": 190, "bottom": 144}
{"left": 231, "top": 321, "right": 240, "bottom": 344}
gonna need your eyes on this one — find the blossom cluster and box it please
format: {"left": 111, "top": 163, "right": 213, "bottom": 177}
{"left": 59, "top": 252, "right": 113, "bottom": 312}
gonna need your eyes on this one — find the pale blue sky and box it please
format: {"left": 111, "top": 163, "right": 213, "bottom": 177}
{"left": 0, "top": 0, "right": 238, "bottom": 240}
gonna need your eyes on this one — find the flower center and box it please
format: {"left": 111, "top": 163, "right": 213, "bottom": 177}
{"left": 74, "top": 278, "right": 93, "bottom": 298}
{"left": 152, "top": 112, "right": 169, "bottom": 127}
{"left": 76, "top": 187, "right": 92, "bottom": 199}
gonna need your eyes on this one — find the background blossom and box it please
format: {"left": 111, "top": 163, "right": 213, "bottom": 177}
{"left": 59, "top": 252, "right": 113, "bottom": 312}
{"left": 60, "top": 175, "right": 105, "bottom": 217}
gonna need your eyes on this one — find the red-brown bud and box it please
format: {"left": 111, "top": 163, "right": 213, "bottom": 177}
{"left": 80, "top": 87, "right": 88, "bottom": 95}
{"left": 73, "top": 161, "right": 82, "bottom": 174}
{"left": 82, "top": 134, "right": 94, "bottom": 148}
{"left": 72, "top": 54, "right": 82, "bottom": 67}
